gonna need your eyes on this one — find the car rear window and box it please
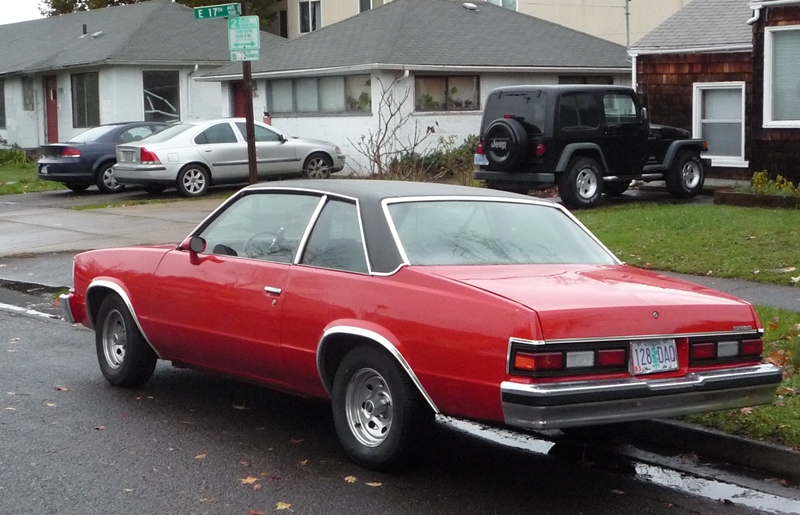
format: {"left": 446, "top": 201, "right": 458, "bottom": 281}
{"left": 139, "top": 123, "right": 193, "bottom": 144}
{"left": 68, "top": 125, "right": 119, "bottom": 143}
{"left": 483, "top": 90, "right": 548, "bottom": 135}
{"left": 386, "top": 200, "right": 616, "bottom": 266}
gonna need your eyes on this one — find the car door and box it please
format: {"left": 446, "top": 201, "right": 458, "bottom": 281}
{"left": 600, "top": 90, "right": 648, "bottom": 176}
{"left": 144, "top": 191, "right": 323, "bottom": 384}
{"left": 235, "top": 122, "right": 298, "bottom": 176}
{"left": 193, "top": 121, "right": 247, "bottom": 181}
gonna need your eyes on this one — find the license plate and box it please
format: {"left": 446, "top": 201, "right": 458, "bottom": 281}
{"left": 473, "top": 154, "right": 489, "bottom": 166}
{"left": 630, "top": 339, "right": 678, "bottom": 375}
{"left": 122, "top": 151, "right": 134, "bottom": 162}
{"left": 40, "top": 165, "right": 48, "bottom": 175}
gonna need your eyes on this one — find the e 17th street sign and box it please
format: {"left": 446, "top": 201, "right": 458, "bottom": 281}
{"left": 193, "top": 3, "right": 241, "bottom": 19}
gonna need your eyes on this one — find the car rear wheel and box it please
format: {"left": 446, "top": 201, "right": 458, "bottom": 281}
{"left": 96, "top": 161, "right": 125, "bottom": 194}
{"left": 558, "top": 157, "right": 603, "bottom": 209}
{"left": 302, "top": 153, "right": 333, "bottom": 179}
{"left": 331, "top": 346, "right": 432, "bottom": 470}
{"left": 665, "top": 150, "right": 704, "bottom": 198}
{"left": 95, "top": 294, "right": 157, "bottom": 387}
{"left": 176, "top": 164, "right": 210, "bottom": 197}
{"left": 65, "top": 183, "right": 90, "bottom": 192}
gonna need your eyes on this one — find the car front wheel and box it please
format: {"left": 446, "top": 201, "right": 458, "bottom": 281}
{"left": 665, "top": 150, "right": 704, "bottom": 198}
{"left": 95, "top": 294, "right": 157, "bottom": 387}
{"left": 177, "top": 164, "right": 210, "bottom": 197}
{"left": 96, "top": 161, "right": 125, "bottom": 194}
{"left": 558, "top": 157, "right": 603, "bottom": 209}
{"left": 331, "top": 346, "right": 432, "bottom": 470}
{"left": 302, "top": 153, "right": 333, "bottom": 179}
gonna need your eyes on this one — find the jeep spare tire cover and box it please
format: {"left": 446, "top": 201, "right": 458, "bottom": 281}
{"left": 484, "top": 118, "right": 528, "bottom": 171}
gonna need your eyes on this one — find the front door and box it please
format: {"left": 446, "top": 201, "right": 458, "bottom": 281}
{"left": 234, "top": 122, "right": 298, "bottom": 176}
{"left": 600, "top": 91, "right": 648, "bottom": 176}
{"left": 231, "top": 81, "right": 247, "bottom": 117}
{"left": 193, "top": 121, "right": 247, "bottom": 181}
{"left": 43, "top": 75, "right": 58, "bottom": 143}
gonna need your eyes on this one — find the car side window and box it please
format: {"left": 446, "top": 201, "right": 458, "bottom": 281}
{"left": 197, "top": 192, "right": 322, "bottom": 263}
{"left": 118, "top": 126, "right": 156, "bottom": 143}
{"left": 558, "top": 93, "right": 600, "bottom": 131}
{"left": 300, "top": 199, "right": 368, "bottom": 273}
{"left": 235, "top": 122, "right": 282, "bottom": 142}
{"left": 603, "top": 93, "right": 639, "bottom": 125}
{"left": 194, "top": 123, "right": 239, "bottom": 145}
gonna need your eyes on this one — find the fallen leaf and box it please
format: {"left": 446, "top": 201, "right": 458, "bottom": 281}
{"left": 240, "top": 476, "right": 259, "bottom": 485}
{"left": 134, "top": 396, "right": 142, "bottom": 400}
{"left": 792, "top": 276, "right": 800, "bottom": 285}
{"left": 4, "top": 407, "right": 16, "bottom": 411}
{"left": 124, "top": 488, "right": 134, "bottom": 492}
{"left": 195, "top": 454, "right": 206, "bottom": 459}
{"left": 753, "top": 270, "right": 760, "bottom": 275}
{"left": 233, "top": 403, "right": 249, "bottom": 410}
{"left": 344, "top": 476, "right": 357, "bottom": 483}
{"left": 366, "top": 482, "right": 383, "bottom": 487}
{"left": 45, "top": 403, "right": 56, "bottom": 407}
{"left": 240, "top": 460, "right": 251, "bottom": 467}
{"left": 8, "top": 338, "right": 19, "bottom": 342}
{"left": 55, "top": 386, "right": 68, "bottom": 392}
{"left": 275, "top": 502, "right": 292, "bottom": 511}
{"left": 299, "top": 460, "right": 308, "bottom": 466}
{"left": 740, "top": 407, "right": 754, "bottom": 415}
{"left": 253, "top": 483, "right": 262, "bottom": 491}
{"left": 773, "top": 266, "right": 797, "bottom": 273}
{"left": 94, "top": 425, "right": 106, "bottom": 430}
{"left": 706, "top": 270, "right": 713, "bottom": 276}
{"left": 249, "top": 510, "right": 264, "bottom": 515}
{"left": 290, "top": 439, "right": 304, "bottom": 444}
{"left": 746, "top": 236, "right": 756, "bottom": 240}
{"left": 611, "top": 489, "right": 625, "bottom": 495}
{"left": 146, "top": 396, "right": 153, "bottom": 399}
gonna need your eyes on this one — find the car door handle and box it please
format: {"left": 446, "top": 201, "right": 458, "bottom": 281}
{"left": 264, "top": 286, "right": 282, "bottom": 295}
{"left": 203, "top": 148, "right": 212, "bottom": 152}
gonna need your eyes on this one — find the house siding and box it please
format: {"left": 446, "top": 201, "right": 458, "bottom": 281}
{"left": 751, "top": 5, "right": 800, "bottom": 183}
{"left": 636, "top": 52, "right": 753, "bottom": 180}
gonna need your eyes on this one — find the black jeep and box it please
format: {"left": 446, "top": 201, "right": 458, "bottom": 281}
{"left": 473, "top": 85, "right": 709, "bottom": 209}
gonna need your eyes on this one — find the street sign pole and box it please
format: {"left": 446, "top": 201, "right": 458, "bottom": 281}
{"left": 239, "top": 4, "right": 257, "bottom": 185}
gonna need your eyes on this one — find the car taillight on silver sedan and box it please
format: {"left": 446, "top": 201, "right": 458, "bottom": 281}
{"left": 140, "top": 148, "right": 161, "bottom": 165}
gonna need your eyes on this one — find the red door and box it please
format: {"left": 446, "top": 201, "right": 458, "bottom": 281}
{"left": 231, "top": 81, "right": 246, "bottom": 117}
{"left": 44, "top": 75, "right": 59, "bottom": 143}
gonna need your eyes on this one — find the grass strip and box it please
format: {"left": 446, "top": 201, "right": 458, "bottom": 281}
{"left": 0, "top": 163, "right": 65, "bottom": 194}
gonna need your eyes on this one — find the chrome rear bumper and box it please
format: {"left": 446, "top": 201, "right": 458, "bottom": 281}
{"left": 501, "top": 364, "right": 783, "bottom": 430}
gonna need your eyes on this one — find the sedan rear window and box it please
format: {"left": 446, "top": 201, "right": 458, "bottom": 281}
{"left": 387, "top": 200, "right": 615, "bottom": 266}
{"left": 140, "top": 123, "right": 192, "bottom": 143}
{"left": 68, "top": 125, "right": 119, "bottom": 143}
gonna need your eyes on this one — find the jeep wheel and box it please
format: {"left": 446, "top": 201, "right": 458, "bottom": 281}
{"left": 558, "top": 157, "right": 603, "bottom": 209}
{"left": 603, "top": 181, "right": 630, "bottom": 197}
{"left": 666, "top": 151, "right": 704, "bottom": 198}
{"left": 483, "top": 118, "right": 528, "bottom": 171}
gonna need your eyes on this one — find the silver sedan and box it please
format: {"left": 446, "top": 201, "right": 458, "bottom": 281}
{"left": 112, "top": 118, "right": 346, "bottom": 197}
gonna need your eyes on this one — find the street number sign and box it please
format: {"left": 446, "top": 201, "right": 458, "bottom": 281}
{"left": 228, "top": 15, "right": 260, "bottom": 51}
{"left": 193, "top": 3, "right": 241, "bottom": 20}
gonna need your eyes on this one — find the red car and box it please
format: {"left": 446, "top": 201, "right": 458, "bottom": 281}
{"left": 61, "top": 180, "right": 782, "bottom": 470}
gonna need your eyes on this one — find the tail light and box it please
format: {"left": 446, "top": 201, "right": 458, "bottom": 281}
{"left": 534, "top": 143, "right": 546, "bottom": 157}
{"left": 140, "top": 148, "right": 160, "bottom": 164}
{"left": 62, "top": 147, "right": 81, "bottom": 157}
{"left": 510, "top": 343, "right": 628, "bottom": 377}
{"left": 515, "top": 351, "right": 563, "bottom": 372}
{"left": 690, "top": 338, "right": 763, "bottom": 363}
{"left": 475, "top": 141, "right": 485, "bottom": 155}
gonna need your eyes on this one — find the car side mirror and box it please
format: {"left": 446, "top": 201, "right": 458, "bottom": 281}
{"left": 189, "top": 236, "right": 206, "bottom": 254}
{"left": 641, "top": 108, "right": 649, "bottom": 123}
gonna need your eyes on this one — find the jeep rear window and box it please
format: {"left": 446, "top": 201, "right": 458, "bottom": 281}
{"left": 484, "top": 91, "right": 547, "bottom": 135}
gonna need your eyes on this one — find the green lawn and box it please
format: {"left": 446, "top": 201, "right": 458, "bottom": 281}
{"left": 0, "top": 162, "right": 65, "bottom": 194}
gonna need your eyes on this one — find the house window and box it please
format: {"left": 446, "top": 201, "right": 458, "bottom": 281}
{"left": 764, "top": 26, "right": 800, "bottom": 127}
{"left": 23, "top": 78, "right": 35, "bottom": 111}
{"left": 693, "top": 82, "right": 747, "bottom": 167}
{"left": 300, "top": 1, "right": 321, "bottom": 33}
{"left": 278, "top": 9, "right": 288, "bottom": 38}
{"left": 488, "top": 0, "right": 517, "bottom": 11}
{"left": 415, "top": 76, "right": 479, "bottom": 112}
{"left": 143, "top": 71, "right": 180, "bottom": 122}
{"left": 0, "top": 80, "right": 5, "bottom": 129}
{"left": 268, "top": 75, "right": 371, "bottom": 114}
{"left": 360, "top": 0, "right": 371, "bottom": 13}
{"left": 71, "top": 72, "right": 99, "bottom": 128}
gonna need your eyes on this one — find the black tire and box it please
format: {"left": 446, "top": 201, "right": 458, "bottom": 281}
{"left": 603, "top": 181, "right": 630, "bottom": 197}
{"left": 143, "top": 184, "right": 166, "bottom": 195}
{"left": 483, "top": 118, "right": 528, "bottom": 171}
{"left": 558, "top": 157, "right": 603, "bottom": 209}
{"left": 665, "top": 150, "right": 704, "bottom": 198}
{"left": 65, "top": 183, "right": 90, "bottom": 192}
{"left": 331, "top": 345, "right": 433, "bottom": 470}
{"left": 95, "top": 161, "right": 125, "bottom": 194}
{"left": 176, "top": 164, "right": 210, "bottom": 197}
{"left": 302, "top": 153, "right": 333, "bottom": 179}
{"left": 485, "top": 181, "right": 530, "bottom": 195}
{"left": 95, "top": 294, "right": 157, "bottom": 387}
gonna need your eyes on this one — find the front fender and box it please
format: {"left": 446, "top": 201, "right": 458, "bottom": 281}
{"left": 662, "top": 140, "right": 706, "bottom": 168}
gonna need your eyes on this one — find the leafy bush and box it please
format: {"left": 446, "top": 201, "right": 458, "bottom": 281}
{"left": 388, "top": 135, "right": 478, "bottom": 184}
{"left": 751, "top": 171, "right": 799, "bottom": 196}
{"left": 0, "top": 146, "right": 28, "bottom": 166}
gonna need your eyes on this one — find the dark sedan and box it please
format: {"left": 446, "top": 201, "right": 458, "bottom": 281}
{"left": 37, "top": 122, "right": 166, "bottom": 193}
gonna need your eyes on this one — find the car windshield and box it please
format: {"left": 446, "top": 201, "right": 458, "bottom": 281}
{"left": 68, "top": 125, "right": 119, "bottom": 143}
{"left": 138, "top": 123, "right": 192, "bottom": 144}
{"left": 387, "top": 200, "right": 616, "bottom": 266}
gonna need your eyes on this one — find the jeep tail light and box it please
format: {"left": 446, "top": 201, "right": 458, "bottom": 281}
{"left": 514, "top": 351, "right": 563, "bottom": 372}
{"left": 741, "top": 339, "right": 763, "bottom": 357}
{"left": 476, "top": 141, "right": 485, "bottom": 155}
{"left": 140, "top": 148, "right": 160, "bottom": 164}
{"left": 534, "top": 143, "right": 546, "bottom": 157}
{"left": 62, "top": 147, "right": 81, "bottom": 157}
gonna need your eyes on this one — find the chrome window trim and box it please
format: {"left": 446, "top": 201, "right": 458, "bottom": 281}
{"left": 537, "top": 330, "right": 764, "bottom": 345}
{"left": 316, "top": 325, "right": 440, "bottom": 414}
{"left": 293, "top": 194, "right": 328, "bottom": 265}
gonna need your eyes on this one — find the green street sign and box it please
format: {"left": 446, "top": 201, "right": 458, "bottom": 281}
{"left": 194, "top": 3, "right": 241, "bottom": 20}
{"left": 228, "top": 15, "right": 260, "bottom": 51}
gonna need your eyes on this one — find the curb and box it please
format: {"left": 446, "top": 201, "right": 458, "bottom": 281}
{"left": 629, "top": 419, "right": 800, "bottom": 480}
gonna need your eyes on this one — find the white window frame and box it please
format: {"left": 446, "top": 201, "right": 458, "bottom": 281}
{"left": 692, "top": 81, "right": 748, "bottom": 168}
{"left": 763, "top": 25, "right": 800, "bottom": 128}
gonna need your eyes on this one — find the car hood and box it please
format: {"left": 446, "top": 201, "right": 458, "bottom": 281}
{"left": 426, "top": 264, "right": 757, "bottom": 340}
{"left": 649, "top": 124, "right": 690, "bottom": 140}
{"left": 291, "top": 136, "right": 338, "bottom": 149}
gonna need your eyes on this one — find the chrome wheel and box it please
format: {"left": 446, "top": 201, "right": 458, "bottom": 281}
{"left": 303, "top": 155, "right": 332, "bottom": 179}
{"left": 103, "top": 168, "right": 119, "bottom": 190}
{"left": 576, "top": 167, "right": 599, "bottom": 199}
{"left": 182, "top": 168, "right": 206, "bottom": 194}
{"left": 681, "top": 159, "right": 702, "bottom": 190}
{"left": 344, "top": 368, "right": 394, "bottom": 447}
{"left": 101, "top": 309, "right": 126, "bottom": 369}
